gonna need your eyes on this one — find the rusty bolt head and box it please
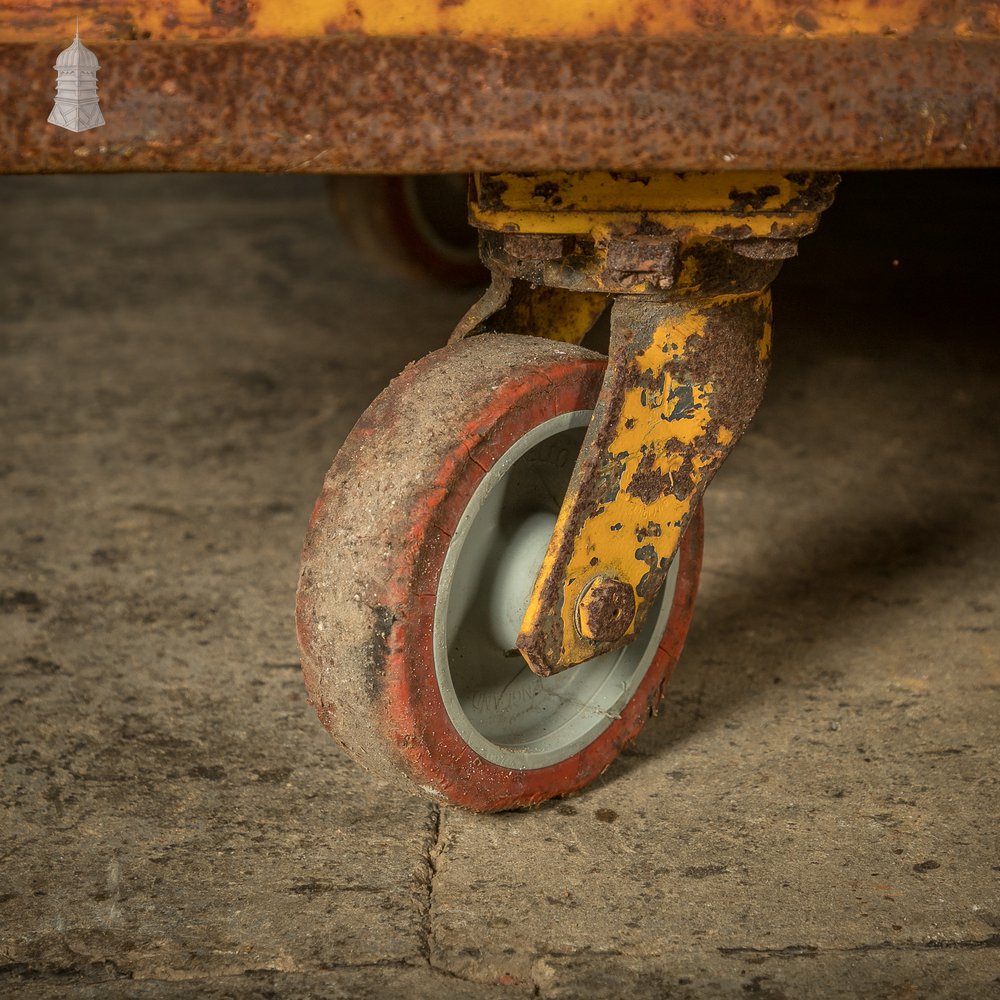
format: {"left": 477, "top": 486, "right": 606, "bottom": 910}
{"left": 606, "top": 236, "right": 680, "bottom": 278}
{"left": 576, "top": 576, "right": 637, "bottom": 643}
{"left": 503, "top": 232, "right": 573, "bottom": 261}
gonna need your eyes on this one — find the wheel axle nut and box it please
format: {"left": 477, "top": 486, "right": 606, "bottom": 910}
{"left": 576, "top": 576, "right": 636, "bottom": 643}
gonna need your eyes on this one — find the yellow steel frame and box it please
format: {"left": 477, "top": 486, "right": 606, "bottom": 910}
{"left": 2, "top": 1, "right": 994, "bottom": 42}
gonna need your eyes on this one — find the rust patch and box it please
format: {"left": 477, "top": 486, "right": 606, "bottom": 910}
{"left": 626, "top": 448, "right": 696, "bottom": 504}
{"left": 633, "top": 543, "right": 663, "bottom": 601}
{"left": 635, "top": 520, "right": 662, "bottom": 543}
{"left": 1, "top": 36, "right": 998, "bottom": 173}
{"left": 626, "top": 451, "right": 672, "bottom": 505}
{"left": 209, "top": 0, "right": 252, "bottom": 30}
{"left": 727, "top": 183, "right": 782, "bottom": 211}
{"left": 684, "top": 298, "right": 771, "bottom": 439}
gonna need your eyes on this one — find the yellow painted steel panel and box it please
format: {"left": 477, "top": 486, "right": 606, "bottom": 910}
{"left": 1, "top": 0, "right": 997, "bottom": 42}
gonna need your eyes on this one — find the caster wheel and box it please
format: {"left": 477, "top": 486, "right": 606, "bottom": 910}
{"left": 326, "top": 174, "right": 486, "bottom": 289}
{"left": 296, "top": 335, "right": 703, "bottom": 812}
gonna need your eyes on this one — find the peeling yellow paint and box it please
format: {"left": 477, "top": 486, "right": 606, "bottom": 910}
{"left": 758, "top": 316, "right": 774, "bottom": 361}
{"left": 482, "top": 170, "right": 815, "bottom": 213}
{"left": 519, "top": 299, "right": 759, "bottom": 670}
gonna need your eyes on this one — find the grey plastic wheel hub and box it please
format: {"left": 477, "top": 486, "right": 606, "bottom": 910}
{"left": 433, "top": 410, "right": 678, "bottom": 770}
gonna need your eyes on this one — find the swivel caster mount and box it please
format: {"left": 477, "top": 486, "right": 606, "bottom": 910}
{"left": 297, "top": 170, "right": 837, "bottom": 811}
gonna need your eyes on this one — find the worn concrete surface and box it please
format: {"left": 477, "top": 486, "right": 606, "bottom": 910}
{"left": 1, "top": 171, "right": 998, "bottom": 999}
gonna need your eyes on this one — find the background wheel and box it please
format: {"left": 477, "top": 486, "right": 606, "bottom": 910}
{"left": 326, "top": 174, "right": 485, "bottom": 289}
{"left": 296, "top": 335, "right": 703, "bottom": 811}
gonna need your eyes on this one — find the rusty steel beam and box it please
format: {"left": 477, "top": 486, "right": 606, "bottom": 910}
{"left": 2, "top": 35, "right": 998, "bottom": 175}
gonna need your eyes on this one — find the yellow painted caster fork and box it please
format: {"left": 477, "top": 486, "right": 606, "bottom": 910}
{"left": 452, "top": 169, "right": 838, "bottom": 675}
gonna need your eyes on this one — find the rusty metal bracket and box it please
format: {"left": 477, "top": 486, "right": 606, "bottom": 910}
{"left": 450, "top": 272, "right": 608, "bottom": 345}
{"left": 518, "top": 290, "right": 772, "bottom": 673}
{"left": 462, "top": 170, "right": 837, "bottom": 674}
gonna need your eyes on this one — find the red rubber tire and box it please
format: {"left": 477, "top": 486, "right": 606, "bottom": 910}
{"left": 296, "top": 334, "right": 703, "bottom": 812}
{"left": 326, "top": 175, "right": 486, "bottom": 289}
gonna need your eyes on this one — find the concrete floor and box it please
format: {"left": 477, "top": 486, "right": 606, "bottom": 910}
{"left": 1, "top": 171, "right": 997, "bottom": 999}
